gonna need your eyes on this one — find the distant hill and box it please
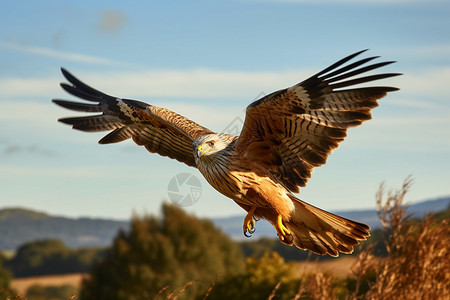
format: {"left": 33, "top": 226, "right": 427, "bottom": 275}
{"left": 0, "top": 208, "right": 129, "bottom": 251}
{"left": 0, "top": 197, "right": 448, "bottom": 251}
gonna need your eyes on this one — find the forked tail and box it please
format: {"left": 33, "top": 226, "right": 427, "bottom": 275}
{"left": 286, "top": 194, "right": 370, "bottom": 256}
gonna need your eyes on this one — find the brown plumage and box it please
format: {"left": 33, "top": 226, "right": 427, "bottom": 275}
{"left": 53, "top": 50, "right": 401, "bottom": 256}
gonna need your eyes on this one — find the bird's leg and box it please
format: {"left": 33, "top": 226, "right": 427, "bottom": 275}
{"left": 276, "top": 215, "right": 293, "bottom": 244}
{"left": 243, "top": 206, "right": 257, "bottom": 237}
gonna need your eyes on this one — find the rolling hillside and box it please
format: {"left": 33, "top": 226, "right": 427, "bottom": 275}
{"left": 0, "top": 208, "right": 129, "bottom": 251}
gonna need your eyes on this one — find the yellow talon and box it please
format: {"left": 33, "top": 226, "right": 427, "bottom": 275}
{"left": 276, "top": 215, "right": 293, "bottom": 244}
{"left": 243, "top": 207, "right": 257, "bottom": 237}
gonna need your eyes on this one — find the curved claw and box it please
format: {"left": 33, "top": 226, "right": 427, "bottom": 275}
{"left": 243, "top": 207, "right": 257, "bottom": 238}
{"left": 244, "top": 219, "right": 256, "bottom": 237}
{"left": 276, "top": 215, "right": 293, "bottom": 245}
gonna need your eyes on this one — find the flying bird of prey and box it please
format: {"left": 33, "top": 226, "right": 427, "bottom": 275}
{"left": 53, "top": 50, "right": 400, "bottom": 256}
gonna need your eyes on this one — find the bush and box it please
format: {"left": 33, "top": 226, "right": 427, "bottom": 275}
{"left": 354, "top": 179, "right": 450, "bottom": 299}
{"left": 206, "top": 252, "right": 301, "bottom": 300}
{"left": 79, "top": 203, "right": 244, "bottom": 300}
{"left": 26, "top": 284, "right": 77, "bottom": 300}
{"left": 0, "top": 252, "right": 13, "bottom": 300}
{"left": 6, "top": 239, "right": 105, "bottom": 278}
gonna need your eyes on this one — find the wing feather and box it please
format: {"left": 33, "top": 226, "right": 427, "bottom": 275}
{"left": 53, "top": 68, "right": 213, "bottom": 167}
{"left": 236, "top": 51, "right": 400, "bottom": 192}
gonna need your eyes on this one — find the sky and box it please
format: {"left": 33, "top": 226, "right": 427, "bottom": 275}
{"left": 0, "top": 0, "right": 449, "bottom": 221}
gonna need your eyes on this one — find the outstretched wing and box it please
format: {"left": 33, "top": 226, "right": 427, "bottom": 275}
{"left": 53, "top": 68, "right": 213, "bottom": 167}
{"left": 235, "top": 50, "right": 401, "bottom": 192}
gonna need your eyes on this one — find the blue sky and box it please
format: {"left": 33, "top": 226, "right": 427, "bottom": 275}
{"left": 0, "top": 0, "right": 449, "bottom": 220}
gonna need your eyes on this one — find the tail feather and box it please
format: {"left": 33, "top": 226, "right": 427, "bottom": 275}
{"left": 286, "top": 195, "right": 370, "bottom": 256}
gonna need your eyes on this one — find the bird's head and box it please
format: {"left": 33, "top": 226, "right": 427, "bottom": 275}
{"left": 193, "top": 133, "right": 230, "bottom": 161}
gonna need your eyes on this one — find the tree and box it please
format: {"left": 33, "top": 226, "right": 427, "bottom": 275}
{"left": 79, "top": 203, "right": 244, "bottom": 300}
{"left": 6, "top": 239, "right": 105, "bottom": 278}
{"left": 0, "top": 252, "right": 13, "bottom": 300}
{"left": 206, "top": 252, "right": 301, "bottom": 300}
{"left": 26, "top": 284, "right": 76, "bottom": 300}
{"left": 7, "top": 239, "right": 69, "bottom": 277}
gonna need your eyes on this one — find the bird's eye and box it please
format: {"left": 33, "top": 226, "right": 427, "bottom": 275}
{"left": 207, "top": 140, "right": 215, "bottom": 147}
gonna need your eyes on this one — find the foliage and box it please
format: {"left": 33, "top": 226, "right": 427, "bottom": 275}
{"left": 79, "top": 203, "right": 244, "bottom": 300}
{"left": 6, "top": 239, "right": 105, "bottom": 278}
{"left": 351, "top": 178, "right": 450, "bottom": 299}
{"left": 240, "top": 237, "right": 317, "bottom": 262}
{"left": 0, "top": 252, "right": 13, "bottom": 300}
{"left": 206, "top": 252, "right": 301, "bottom": 300}
{"left": 26, "top": 284, "right": 77, "bottom": 300}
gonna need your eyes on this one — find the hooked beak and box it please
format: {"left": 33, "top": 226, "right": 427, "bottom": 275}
{"left": 197, "top": 145, "right": 209, "bottom": 157}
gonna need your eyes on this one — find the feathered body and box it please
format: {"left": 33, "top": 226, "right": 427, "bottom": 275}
{"left": 53, "top": 50, "right": 400, "bottom": 256}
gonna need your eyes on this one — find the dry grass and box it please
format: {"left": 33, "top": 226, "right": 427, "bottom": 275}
{"left": 295, "top": 257, "right": 358, "bottom": 278}
{"left": 286, "top": 177, "right": 450, "bottom": 300}
{"left": 10, "top": 273, "right": 85, "bottom": 296}
{"left": 356, "top": 178, "right": 450, "bottom": 300}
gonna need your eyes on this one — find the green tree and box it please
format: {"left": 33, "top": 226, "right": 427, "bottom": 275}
{"left": 7, "top": 239, "right": 69, "bottom": 277}
{"left": 7, "top": 239, "right": 105, "bottom": 277}
{"left": 79, "top": 203, "right": 244, "bottom": 300}
{"left": 26, "top": 284, "right": 77, "bottom": 300}
{"left": 207, "top": 252, "right": 300, "bottom": 300}
{"left": 0, "top": 252, "right": 13, "bottom": 300}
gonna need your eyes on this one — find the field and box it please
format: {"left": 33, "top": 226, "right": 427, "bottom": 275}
{"left": 295, "top": 257, "right": 357, "bottom": 278}
{"left": 10, "top": 273, "right": 86, "bottom": 296}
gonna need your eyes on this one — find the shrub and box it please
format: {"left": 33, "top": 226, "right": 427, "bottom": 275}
{"left": 206, "top": 252, "right": 301, "bottom": 300}
{"left": 345, "top": 178, "right": 450, "bottom": 299}
{"left": 79, "top": 203, "right": 244, "bottom": 300}
{"left": 26, "top": 284, "right": 77, "bottom": 300}
{"left": 0, "top": 252, "right": 13, "bottom": 300}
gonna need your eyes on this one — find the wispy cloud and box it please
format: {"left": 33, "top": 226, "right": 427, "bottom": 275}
{"left": 2, "top": 144, "right": 56, "bottom": 157}
{"left": 0, "top": 165, "right": 145, "bottom": 179}
{"left": 1, "top": 63, "right": 448, "bottom": 104}
{"left": 384, "top": 97, "right": 439, "bottom": 110}
{"left": 0, "top": 77, "right": 60, "bottom": 99}
{"left": 0, "top": 68, "right": 309, "bottom": 100}
{"left": 0, "top": 41, "right": 127, "bottom": 66}
{"left": 0, "top": 101, "right": 63, "bottom": 125}
{"left": 395, "top": 67, "right": 450, "bottom": 100}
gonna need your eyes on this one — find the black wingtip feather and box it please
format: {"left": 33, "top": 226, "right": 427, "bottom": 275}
{"left": 325, "top": 61, "right": 397, "bottom": 84}
{"left": 52, "top": 99, "right": 102, "bottom": 112}
{"left": 320, "top": 56, "right": 380, "bottom": 80}
{"left": 315, "top": 49, "right": 369, "bottom": 77}
{"left": 60, "top": 67, "right": 72, "bottom": 81}
{"left": 60, "top": 67, "right": 115, "bottom": 102}
{"left": 61, "top": 68, "right": 88, "bottom": 89}
{"left": 60, "top": 83, "right": 102, "bottom": 102}
{"left": 330, "top": 73, "right": 402, "bottom": 90}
